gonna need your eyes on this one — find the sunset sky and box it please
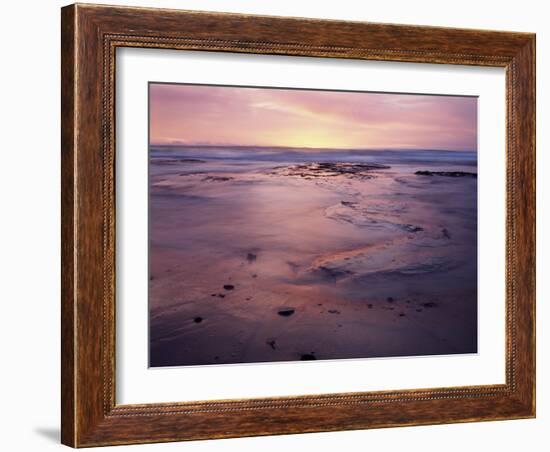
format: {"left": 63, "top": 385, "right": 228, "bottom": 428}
{"left": 149, "top": 83, "right": 477, "bottom": 151}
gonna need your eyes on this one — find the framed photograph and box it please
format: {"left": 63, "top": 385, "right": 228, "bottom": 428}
{"left": 61, "top": 3, "right": 536, "bottom": 447}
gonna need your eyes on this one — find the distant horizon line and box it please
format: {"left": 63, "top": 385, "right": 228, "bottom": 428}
{"left": 149, "top": 143, "right": 477, "bottom": 153}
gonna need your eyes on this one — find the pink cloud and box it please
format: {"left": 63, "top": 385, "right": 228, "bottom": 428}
{"left": 149, "top": 83, "right": 477, "bottom": 151}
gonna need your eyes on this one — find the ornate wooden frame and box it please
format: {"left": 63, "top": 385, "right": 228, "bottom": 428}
{"left": 61, "top": 3, "right": 535, "bottom": 447}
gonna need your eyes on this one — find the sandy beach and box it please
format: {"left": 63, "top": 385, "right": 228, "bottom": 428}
{"left": 149, "top": 146, "right": 477, "bottom": 367}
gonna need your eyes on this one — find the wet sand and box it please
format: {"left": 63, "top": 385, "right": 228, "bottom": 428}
{"left": 149, "top": 147, "right": 477, "bottom": 367}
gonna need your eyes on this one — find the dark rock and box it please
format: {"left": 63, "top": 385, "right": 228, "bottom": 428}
{"left": 399, "top": 313, "right": 406, "bottom": 317}
{"left": 402, "top": 224, "right": 424, "bottom": 233}
{"left": 217, "top": 294, "right": 225, "bottom": 298}
{"left": 328, "top": 309, "right": 340, "bottom": 314}
{"left": 246, "top": 253, "right": 257, "bottom": 262}
{"left": 278, "top": 309, "right": 295, "bottom": 317}
{"left": 193, "top": 317, "right": 203, "bottom": 323}
{"left": 267, "top": 339, "right": 276, "bottom": 350}
{"left": 422, "top": 302, "right": 438, "bottom": 308}
{"left": 300, "top": 353, "right": 317, "bottom": 361}
{"left": 341, "top": 201, "right": 358, "bottom": 207}
{"left": 223, "top": 284, "right": 235, "bottom": 290}
{"left": 202, "top": 175, "right": 233, "bottom": 182}
{"left": 273, "top": 162, "right": 390, "bottom": 180}
{"left": 367, "top": 304, "right": 373, "bottom": 309}
{"left": 415, "top": 170, "right": 477, "bottom": 178}
{"left": 442, "top": 228, "right": 451, "bottom": 239}
{"left": 387, "top": 297, "right": 394, "bottom": 302}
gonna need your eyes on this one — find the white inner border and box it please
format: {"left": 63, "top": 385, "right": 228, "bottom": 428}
{"left": 116, "top": 48, "right": 506, "bottom": 404}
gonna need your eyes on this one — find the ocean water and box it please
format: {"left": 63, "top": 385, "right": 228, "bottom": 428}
{"left": 150, "top": 145, "right": 477, "bottom": 166}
